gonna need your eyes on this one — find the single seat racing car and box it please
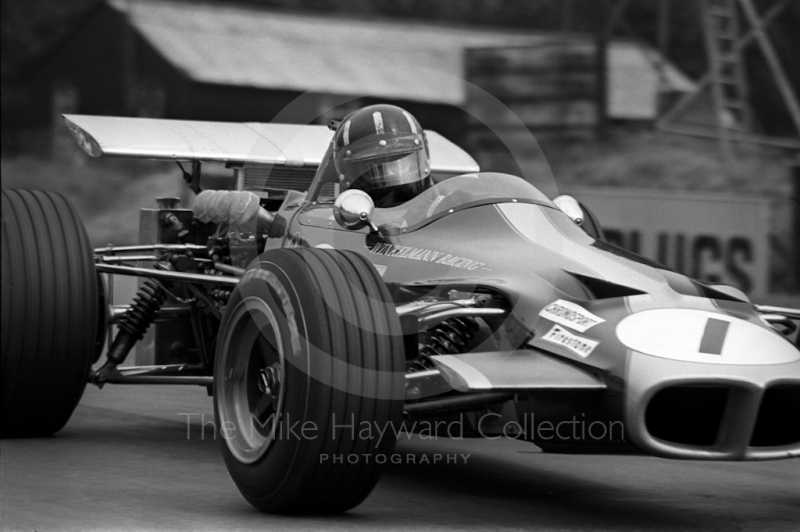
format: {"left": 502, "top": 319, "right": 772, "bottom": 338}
{"left": 2, "top": 113, "right": 799, "bottom": 514}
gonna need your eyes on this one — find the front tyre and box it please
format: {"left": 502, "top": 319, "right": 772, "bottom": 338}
{"left": 1, "top": 190, "right": 98, "bottom": 437}
{"left": 214, "top": 248, "right": 405, "bottom": 514}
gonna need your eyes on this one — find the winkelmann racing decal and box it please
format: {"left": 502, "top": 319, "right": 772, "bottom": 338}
{"left": 538, "top": 299, "right": 605, "bottom": 332}
{"left": 368, "top": 243, "right": 487, "bottom": 271}
{"left": 541, "top": 325, "right": 599, "bottom": 358}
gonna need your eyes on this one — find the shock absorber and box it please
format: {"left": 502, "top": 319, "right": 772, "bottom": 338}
{"left": 105, "top": 278, "right": 168, "bottom": 366}
{"left": 406, "top": 316, "right": 480, "bottom": 399}
{"left": 419, "top": 317, "right": 480, "bottom": 359}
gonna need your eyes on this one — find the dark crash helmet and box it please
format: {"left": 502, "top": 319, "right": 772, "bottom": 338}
{"left": 333, "top": 104, "right": 431, "bottom": 208}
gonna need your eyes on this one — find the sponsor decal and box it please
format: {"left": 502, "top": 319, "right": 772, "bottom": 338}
{"left": 368, "top": 243, "right": 487, "bottom": 271}
{"left": 539, "top": 299, "right": 604, "bottom": 332}
{"left": 541, "top": 325, "right": 598, "bottom": 358}
{"left": 373, "top": 264, "right": 387, "bottom": 277}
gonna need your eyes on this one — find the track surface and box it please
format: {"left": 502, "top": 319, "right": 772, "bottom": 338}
{"left": 2, "top": 384, "right": 798, "bottom": 531}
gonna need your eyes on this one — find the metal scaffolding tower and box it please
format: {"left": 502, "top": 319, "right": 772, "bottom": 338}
{"left": 702, "top": 0, "right": 753, "bottom": 157}
{"left": 657, "top": 0, "right": 800, "bottom": 153}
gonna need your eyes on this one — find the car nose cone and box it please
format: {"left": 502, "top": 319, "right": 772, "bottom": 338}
{"left": 616, "top": 308, "right": 800, "bottom": 365}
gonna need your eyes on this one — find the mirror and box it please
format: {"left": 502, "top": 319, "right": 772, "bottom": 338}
{"left": 334, "top": 189, "right": 376, "bottom": 231}
{"left": 553, "top": 195, "right": 584, "bottom": 226}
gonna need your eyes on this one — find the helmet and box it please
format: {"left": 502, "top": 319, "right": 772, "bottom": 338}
{"left": 333, "top": 104, "right": 431, "bottom": 208}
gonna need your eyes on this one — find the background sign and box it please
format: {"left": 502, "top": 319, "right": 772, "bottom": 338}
{"left": 564, "top": 186, "right": 771, "bottom": 297}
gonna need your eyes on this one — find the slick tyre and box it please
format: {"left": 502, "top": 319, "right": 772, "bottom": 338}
{"left": 214, "top": 248, "right": 405, "bottom": 514}
{"left": 1, "top": 189, "right": 98, "bottom": 437}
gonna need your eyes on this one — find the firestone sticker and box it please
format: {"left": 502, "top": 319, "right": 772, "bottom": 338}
{"left": 541, "top": 325, "right": 599, "bottom": 358}
{"left": 369, "top": 243, "right": 487, "bottom": 271}
{"left": 539, "top": 299, "right": 604, "bottom": 332}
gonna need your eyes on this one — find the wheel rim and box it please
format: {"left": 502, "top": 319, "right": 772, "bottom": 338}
{"left": 217, "top": 297, "right": 286, "bottom": 464}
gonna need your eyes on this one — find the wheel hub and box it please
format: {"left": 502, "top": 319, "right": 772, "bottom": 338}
{"left": 257, "top": 363, "right": 281, "bottom": 398}
{"left": 217, "top": 297, "right": 286, "bottom": 464}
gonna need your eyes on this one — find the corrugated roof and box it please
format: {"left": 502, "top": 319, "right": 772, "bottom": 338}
{"left": 110, "top": 0, "right": 695, "bottom": 119}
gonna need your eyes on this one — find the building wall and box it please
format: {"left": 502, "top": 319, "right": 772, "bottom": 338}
{"left": 37, "top": 6, "right": 131, "bottom": 122}
{"left": 2, "top": 2, "right": 468, "bottom": 155}
{"left": 2, "top": 5, "right": 151, "bottom": 153}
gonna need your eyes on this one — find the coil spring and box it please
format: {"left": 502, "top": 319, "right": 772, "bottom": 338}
{"left": 420, "top": 317, "right": 480, "bottom": 358}
{"left": 118, "top": 278, "right": 168, "bottom": 340}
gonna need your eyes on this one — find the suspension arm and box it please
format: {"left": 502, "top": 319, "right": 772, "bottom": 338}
{"left": 96, "top": 263, "right": 239, "bottom": 286}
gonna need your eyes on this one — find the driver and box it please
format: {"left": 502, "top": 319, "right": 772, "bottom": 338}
{"left": 333, "top": 104, "right": 432, "bottom": 209}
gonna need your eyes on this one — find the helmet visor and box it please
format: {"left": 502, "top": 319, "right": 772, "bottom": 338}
{"left": 344, "top": 151, "right": 427, "bottom": 191}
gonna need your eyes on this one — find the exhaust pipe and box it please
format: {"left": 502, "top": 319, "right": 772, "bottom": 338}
{"left": 192, "top": 190, "right": 274, "bottom": 233}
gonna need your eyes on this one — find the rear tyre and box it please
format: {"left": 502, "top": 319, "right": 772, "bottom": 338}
{"left": 214, "top": 248, "right": 405, "bottom": 514}
{"left": 1, "top": 189, "right": 98, "bottom": 437}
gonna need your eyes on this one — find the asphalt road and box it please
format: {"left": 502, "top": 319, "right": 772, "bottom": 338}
{"left": 2, "top": 384, "right": 798, "bottom": 532}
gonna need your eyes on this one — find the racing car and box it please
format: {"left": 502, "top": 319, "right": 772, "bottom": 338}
{"left": 2, "top": 113, "right": 799, "bottom": 515}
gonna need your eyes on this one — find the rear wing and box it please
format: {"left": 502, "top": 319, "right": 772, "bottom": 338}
{"left": 63, "top": 115, "right": 479, "bottom": 191}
